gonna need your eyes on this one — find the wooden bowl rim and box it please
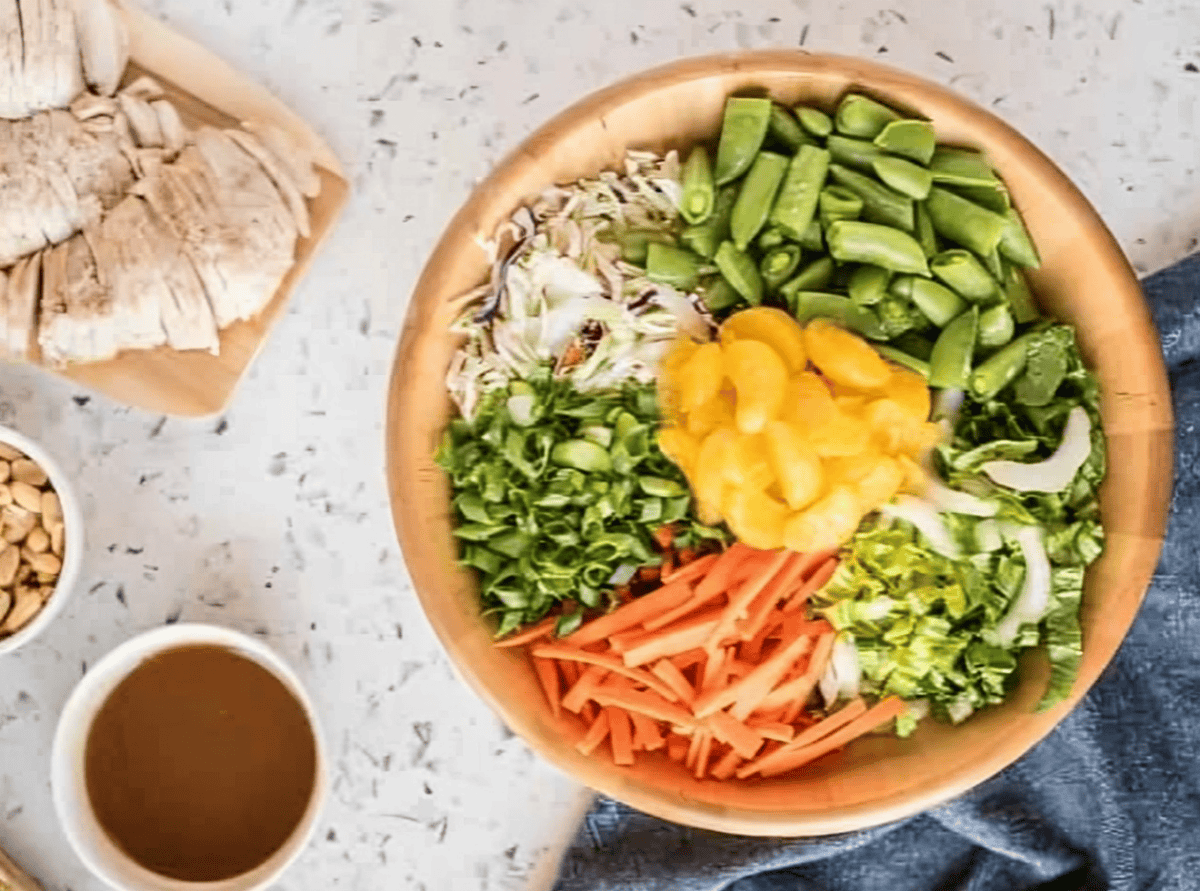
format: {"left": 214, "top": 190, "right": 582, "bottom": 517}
{"left": 386, "top": 50, "right": 1172, "bottom": 836}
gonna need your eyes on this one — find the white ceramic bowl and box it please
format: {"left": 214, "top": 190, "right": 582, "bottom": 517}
{"left": 51, "top": 623, "right": 329, "bottom": 891}
{"left": 0, "top": 424, "right": 84, "bottom": 656}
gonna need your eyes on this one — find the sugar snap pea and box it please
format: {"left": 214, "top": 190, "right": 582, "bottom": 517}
{"left": 828, "top": 163, "right": 914, "bottom": 232}
{"left": 819, "top": 185, "right": 864, "bottom": 229}
{"left": 835, "top": 93, "right": 901, "bottom": 139}
{"left": 791, "top": 290, "right": 886, "bottom": 340}
{"left": 977, "top": 303, "right": 1015, "bottom": 348}
{"left": 872, "top": 156, "right": 933, "bottom": 200}
{"left": 714, "top": 97, "right": 772, "bottom": 185}
{"left": 645, "top": 242, "right": 708, "bottom": 290}
{"left": 924, "top": 186, "right": 1007, "bottom": 256}
{"left": 954, "top": 181, "right": 1010, "bottom": 214}
{"left": 768, "top": 103, "right": 813, "bottom": 152}
{"left": 731, "top": 151, "right": 789, "bottom": 250}
{"left": 680, "top": 146, "right": 715, "bottom": 225}
{"left": 998, "top": 206, "right": 1041, "bottom": 268}
{"left": 769, "top": 144, "right": 831, "bottom": 240}
{"left": 928, "top": 306, "right": 979, "bottom": 389}
{"left": 849, "top": 264, "right": 891, "bottom": 306}
{"left": 981, "top": 245, "right": 1005, "bottom": 282}
{"left": 714, "top": 240, "right": 763, "bottom": 305}
{"left": 893, "top": 331, "right": 935, "bottom": 361}
{"left": 876, "top": 343, "right": 931, "bottom": 379}
{"left": 680, "top": 184, "right": 736, "bottom": 259}
{"left": 826, "top": 134, "right": 886, "bottom": 173}
{"left": 930, "top": 249, "right": 1001, "bottom": 303}
{"left": 930, "top": 147, "right": 998, "bottom": 187}
{"left": 760, "top": 244, "right": 803, "bottom": 290}
{"left": 700, "top": 276, "right": 743, "bottom": 313}
{"left": 799, "top": 220, "right": 824, "bottom": 252}
{"left": 1003, "top": 264, "right": 1040, "bottom": 323}
{"left": 619, "top": 228, "right": 675, "bottom": 264}
{"left": 826, "top": 220, "right": 930, "bottom": 275}
{"left": 873, "top": 119, "right": 936, "bottom": 165}
{"left": 796, "top": 105, "right": 833, "bottom": 137}
{"left": 780, "top": 256, "right": 835, "bottom": 301}
{"left": 969, "top": 331, "right": 1035, "bottom": 400}
{"left": 914, "top": 202, "right": 939, "bottom": 257}
{"left": 756, "top": 225, "right": 787, "bottom": 252}
{"left": 892, "top": 275, "right": 966, "bottom": 327}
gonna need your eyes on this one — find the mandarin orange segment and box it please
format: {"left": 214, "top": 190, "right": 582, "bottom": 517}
{"left": 720, "top": 307, "right": 808, "bottom": 375}
{"left": 657, "top": 426, "right": 700, "bottom": 475}
{"left": 679, "top": 341, "right": 725, "bottom": 413}
{"left": 803, "top": 319, "right": 891, "bottom": 389}
{"left": 762, "top": 421, "right": 824, "bottom": 511}
{"left": 883, "top": 366, "right": 932, "bottom": 420}
{"left": 722, "top": 487, "right": 789, "bottom": 551}
{"left": 723, "top": 339, "right": 788, "bottom": 434}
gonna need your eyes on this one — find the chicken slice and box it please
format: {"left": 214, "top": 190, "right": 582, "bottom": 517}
{"left": 225, "top": 128, "right": 310, "bottom": 238}
{"left": 0, "top": 267, "right": 9, "bottom": 354}
{"left": 69, "top": 0, "right": 127, "bottom": 97}
{"left": 117, "top": 92, "right": 162, "bottom": 148}
{"left": 6, "top": 252, "right": 40, "bottom": 360}
{"left": 49, "top": 0, "right": 84, "bottom": 107}
{"left": 151, "top": 99, "right": 188, "bottom": 156}
{"left": 0, "top": 0, "right": 25, "bottom": 119}
{"left": 243, "top": 119, "right": 321, "bottom": 198}
{"left": 90, "top": 199, "right": 170, "bottom": 355}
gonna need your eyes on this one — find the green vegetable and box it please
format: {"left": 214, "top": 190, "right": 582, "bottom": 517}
{"left": 714, "top": 240, "right": 764, "bottom": 305}
{"left": 780, "top": 257, "right": 835, "bottom": 300}
{"left": 1012, "top": 327, "right": 1071, "bottom": 406}
{"left": 435, "top": 372, "right": 725, "bottom": 633}
{"left": 700, "top": 276, "right": 743, "bottom": 313}
{"left": 799, "top": 219, "right": 825, "bottom": 252}
{"left": 1003, "top": 265, "right": 1040, "bottom": 323}
{"left": 969, "top": 331, "right": 1033, "bottom": 401}
{"left": 769, "top": 144, "right": 831, "bottom": 240}
{"left": 876, "top": 343, "right": 930, "bottom": 378}
{"left": 892, "top": 275, "right": 966, "bottom": 327}
{"left": 767, "top": 103, "right": 812, "bottom": 152}
{"left": 848, "top": 264, "right": 891, "bottom": 306}
{"left": 679, "top": 146, "right": 716, "bottom": 225}
{"left": 731, "top": 151, "right": 790, "bottom": 249}
{"left": 929, "top": 307, "right": 979, "bottom": 388}
{"left": 818, "top": 185, "right": 864, "bottom": 229}
{"left": 760, "top": 244, "right": 803, "bottom": 290}
{"left": 998, "top": 206, "right": 1041, "bottom": 268}
{"left": 796, "top": 105, "right": 833, "bottom": 137}
{"left": 681, "top": 185, "right": 737, "bottom": 259}
{"left": 872, "top": 155, "right": 933, "bottom": 200}
{"left": 835, "top": 92, "right": 901, "bottom": 138}
{"left": 828, "top": 163, "right": 914, "bottom": 232}
{"left": 645, "top": 242, "right": 706, "bottom": 290}
{"left": 914, "top": 202, "right": 939, "bottom": 257}
{"left": 930, "top": 249, "right": 1001, "bottom": 303}
{"left": 825, "top": 220, "right": 930, "bottom": 275}
{"left": 826, "top": 134, "right": 886, "bottom": 173}
{"left": 618, "top": 228, "right": 674, "bottom": 265}
{"left": 873, "top": 119, "right": 936, "bottom": 164}
{"left": 977, "top": 303, "right": 1015, "bottom": 349}
{"left": 924, "top": 186, "right": 1007, "bottom": 257}
{"left": 790, "top": 291, "right": 886, "bottom": 340}
{"left": 929, "top": 147, "right": 999, "bottom": 187}
{"left": 714, "top": 96, "right": 772, "bottom": 185}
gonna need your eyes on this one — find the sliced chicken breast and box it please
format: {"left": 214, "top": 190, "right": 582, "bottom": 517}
{"left": 69, "top": 0, "right": 128, "bottom": 97}
{"left": 225, "top": 128, "right": 310, "bottom": 238}
{"left": 6, "top": 252, "right": 41, "bottom": 360}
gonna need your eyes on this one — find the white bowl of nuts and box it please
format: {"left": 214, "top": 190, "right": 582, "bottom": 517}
{"left": 0, "top": 426, "right": 83, "bottom": 655}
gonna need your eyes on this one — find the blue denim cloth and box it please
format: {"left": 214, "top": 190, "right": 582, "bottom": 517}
{"left": 553, "top": 255, "right": 1200, "bottom": 891}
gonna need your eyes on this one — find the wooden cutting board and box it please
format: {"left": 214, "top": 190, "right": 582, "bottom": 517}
{"left": 12, "top": 0, "right": 350, "bottom": 418}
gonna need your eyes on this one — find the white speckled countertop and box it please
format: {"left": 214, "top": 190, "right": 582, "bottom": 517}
{"left": 0, "top": 1, "right": 1195, "bottom": 889}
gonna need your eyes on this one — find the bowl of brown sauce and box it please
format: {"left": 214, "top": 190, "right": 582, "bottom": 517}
{"left": 51, "top": 624, "right": 327, "bottom": 890}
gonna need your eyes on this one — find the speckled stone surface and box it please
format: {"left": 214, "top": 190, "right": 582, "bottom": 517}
{"left": 0, "top": 1, "right": 1194, "bottom": 889}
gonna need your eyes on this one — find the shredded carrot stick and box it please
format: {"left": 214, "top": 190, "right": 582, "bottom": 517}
{"left": 692, "top": 732, "right": 714, "bottom": 778}
{"left": 749, "top": 721, "right": 795, "bottom": 742}
{"left": 592, "top": 686, "right": 695, "bottom": 728}
{"left": 737, "top": 697, "right": 868, "bottom": 778}
{"left": 622, "top": 610, "right": 723, "bottom": 667}
{"left": 704, "top": 549, "right": 792, "bottom": 651}
{"left": 495, "top": 616, "right": 559, "bottom": 648}
{"left": 755, "top": 698, "right": 904, "bottom": 778}
{"left": 629, "top": 711, "right": 665, "bottom": 751}
{"left": 606, "top": 707, "right": 635, "bottom": 766}
{"left": 532, "top": 657, "right": 561, "bottom": 719}
{"left": 559, "top": 659, "right": 582, "bottom": 687}
{"left": 710, "top": 746, "right": 743, "bottom": 780}
{"left": 700, "top": 646, "right": 728, "bottom": 694}
{"left": 643, "top": 544, "right": 755, "bottom": 632}
{"left": 706, "top": 710, "right": 765, "bottom": 759}
{"left": 684, "top": 728, "right": 705, "bottom": 771}
{"left": 607, "top": 625, "right": 654, "bottom": 654}
{"left": 669, "top": 648, "right": 708, "bottom": 672}
{"left": 736, "top": 551, "right": 813, "bottom": 642}
{"left": 652, "top": 525, "right": 674, "bottom": 551}
{"left": 563, "top": 578, "right": 693, "bottom": 647}
{"left": 531, "top": 644, "right": 681, "bottom": 703}
{"left": 693, "top": 631, "right": 813, "bottom": 720}
{"left": 561, "top": 664, "right": 610, "bottom": 714}
{"left": 782, "top": 556, "right": 840, "bottom": 614}
{"left": 753, "top": 632, "right": 835, "bottom": 715}
{"left": 650, "top": 659, "right": 696, "bottom": 705}
{"left": 661, "top": 552, "right": 719, "bottom": 585}
{"left": 576, "top": 710, "right": 611, "bottom": 756}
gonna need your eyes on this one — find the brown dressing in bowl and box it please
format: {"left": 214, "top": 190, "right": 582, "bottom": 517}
{"left": 84, "top": 644, "right": 317, "bottom": 882}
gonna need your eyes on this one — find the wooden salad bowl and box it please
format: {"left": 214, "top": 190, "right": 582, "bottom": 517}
{"left": 386, "top": 51, "right": 1172, "bottom": 835}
